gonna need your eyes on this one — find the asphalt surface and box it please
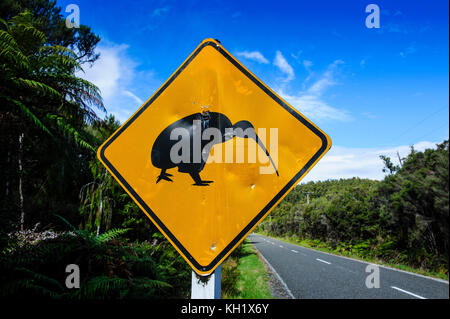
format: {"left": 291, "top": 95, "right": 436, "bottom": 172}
{"left": 249, "top": 233, "right": 449, "bottom": 299}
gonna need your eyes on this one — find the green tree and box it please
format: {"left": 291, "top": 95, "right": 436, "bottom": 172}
{"left": 0, "top": 0, "right": 100, "bottom": 65}
{"left": 378, "top": 141, "right": 449, "bottom": 268}
{"left": 0, "top": 10, "right": 103, "bottom": 236}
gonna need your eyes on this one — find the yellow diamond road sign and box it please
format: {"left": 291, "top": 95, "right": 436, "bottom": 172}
{"left": 97, "top": 38, "right": 331, "bottom": 275}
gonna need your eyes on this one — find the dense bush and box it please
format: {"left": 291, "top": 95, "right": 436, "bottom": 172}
{"left": 0, "top": 221, "right": 191, "bottom": 299}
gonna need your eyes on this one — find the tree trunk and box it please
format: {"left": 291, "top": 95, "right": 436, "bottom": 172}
{"left": 5, "top": 150, "right": 10, "bottom": 198}
{"left": 96, "top": 189, "right": 103, "bottom": 237}
{"left": 18, "top": 132, "right": 25, "bottom": 231}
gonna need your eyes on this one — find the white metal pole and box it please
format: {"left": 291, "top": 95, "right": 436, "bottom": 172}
{"left": 191, "top": 264, "right": 221, "bottom": 299}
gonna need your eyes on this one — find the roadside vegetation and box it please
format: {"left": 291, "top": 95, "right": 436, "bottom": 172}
{"left": 222, "top": 240, "right": 272, "bottom": 299}
{"left": 257, "top": 142, "right": 449, "bottom": 280}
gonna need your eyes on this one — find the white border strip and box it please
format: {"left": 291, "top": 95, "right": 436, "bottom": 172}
{"left": 316, "top": 258, "right": 331, "bottom": 265}
{"left": 391, "top": 286, "right": 426, "bottom": 299}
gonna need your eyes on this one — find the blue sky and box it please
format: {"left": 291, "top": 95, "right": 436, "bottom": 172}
{"left": 58, "top": 0, "right": 449, "bottom": 181}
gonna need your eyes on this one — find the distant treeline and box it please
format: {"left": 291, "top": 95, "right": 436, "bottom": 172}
{"left": 258, "top": 141, "right": 449, "bottom": 276}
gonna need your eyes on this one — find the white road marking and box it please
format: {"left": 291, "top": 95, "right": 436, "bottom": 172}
{"left": 279, "top": 245, "right": 284, "bottom": 248}
{"left": 291, "top": 250, "right": 298, "bottom": 253}
{"left": 391, "top": 286, "right": 426, "bottom": 299}
{"left": 316, "top": 258, "right": 331, "bottom": 265}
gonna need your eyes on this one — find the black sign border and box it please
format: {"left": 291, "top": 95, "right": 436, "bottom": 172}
{"left": 99, "top": 40, "right": 329, "bottom": 273}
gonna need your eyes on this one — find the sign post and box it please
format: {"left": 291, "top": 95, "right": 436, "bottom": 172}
{"left": 191, "top": 264, "right": 221, "bottom": 299}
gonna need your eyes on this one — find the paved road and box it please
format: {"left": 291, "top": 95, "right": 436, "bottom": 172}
{"left": 249, "top": 233, "right": 449, "bottom": 299}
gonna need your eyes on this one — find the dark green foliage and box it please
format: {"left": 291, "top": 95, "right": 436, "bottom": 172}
{"left": 0, "top": 221, "right": 191, "bottom": 299}
{"left": 0, "top": 6, "right": 103, "bottom": 242}
{"left": 258, "top": 141, "right": 449, "bottom": 275}
{"left": 0, "top": 4, "right": 191, "bottom": 299}
{"left": 378, "top": 141, "right": 449, "bottom": 270}
{"left": 221, "top": 243, "right": 244, "bottom": 297}
{"left": 78, "top": 115, "right": 159, "bottom": 240}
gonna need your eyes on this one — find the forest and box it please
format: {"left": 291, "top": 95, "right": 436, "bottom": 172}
{"left": 0, "top": 0, "right": 448, "bottom": 299}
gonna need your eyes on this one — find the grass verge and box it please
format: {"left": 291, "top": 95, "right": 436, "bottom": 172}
{"left": 257, "top": 232, "right": 449, "bottom": 281}
{"left": 222, "top": 239, "right": 272, "bottom": 299}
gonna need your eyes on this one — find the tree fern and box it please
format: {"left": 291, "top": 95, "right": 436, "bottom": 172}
{"left": 0, "top": 10, "right": 103, "bottom": 146}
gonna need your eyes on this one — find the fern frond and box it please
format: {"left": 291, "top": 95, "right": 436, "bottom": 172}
{"left": 0, "top": 29, "right": 19, "bottom": 48}
{"left": 16, "top": 267, "right": 64, "bottom": 291}
{"left": 78, "top": 276, "right": 129, "bottom": 299}
{"left": 132, "top": 277, "right": 172, "bottom": 289}
{"left": 39, "top": 45, "right": 77, "bottom": 58}
{"left": 0, "top": 93, "right": 52, "bottom": 135}
{"left": 97, "top": 228, "right": 131, "bottom": 242}
{"left": 0, "top": 18, "right": 7, "bottom": 30}
{"left": 19, "top": 25, "right": 46, "bottom": 44}
{"left": 0, "top": 30, "right": 29, "bottom": 69}
{"left": 54, "top": 214, "right": 77, "bottom": 231}
{"left": 46, "top": 114, "right": 95, "bottom": 151}
{"left": 0, "top": 278, "right": 59, "bottom": 297}
{"left": 12, "top": 78, "right": 62, "bottom": 98}
{"left": 38, "top": 53, "right": 82, "bottom": 72}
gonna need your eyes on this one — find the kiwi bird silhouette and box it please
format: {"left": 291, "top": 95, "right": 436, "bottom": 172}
{"left": 151, "top": 111, "right": 279, "bottom": 186}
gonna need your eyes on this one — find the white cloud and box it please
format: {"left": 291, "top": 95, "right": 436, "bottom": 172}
{"left": 303, "top": 60, "right": 313, "bottom": 68}
{"left": 290, "top": 51, "right": 302, "bottom": 61}
{"left": 123, "top": 90, "right": 144, "bottom": 105}
{"left": 309, "top": 59, "right": 343, "bottom": 92}
{"left": 400, "top": 42, "right": 417, "bottom": 58}
{"left": 278, "top": 91, "right": 351, "bottom": 122}
{"left": 78, "top": 42, "right": 154, "bottom": 123}
{"left": 80, "top": 44, "right": 127, "bottom": 100}
{"left": 152, "top": 6, "right": 171, "bottom": 17}
{"left": 275, "top": 59, "right": 350, "bottom": 122}
{"left": 273, "top": 50, "right": 295, "bottom": 82}
{"left": 235, "top": 51, "right": 269, "bottom": 64}
{"left": 301, "top": 141, "right": 439, "bottom": 183}
{"left": 307, "top": 77, "right": 336, "bottom": 95}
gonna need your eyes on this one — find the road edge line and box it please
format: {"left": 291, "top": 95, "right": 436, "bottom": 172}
{"left": 252, "top": 242, "right": 296, "bottom": 299}
{"left": 391, "top": 286, "right": 426, "bottom": 299}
